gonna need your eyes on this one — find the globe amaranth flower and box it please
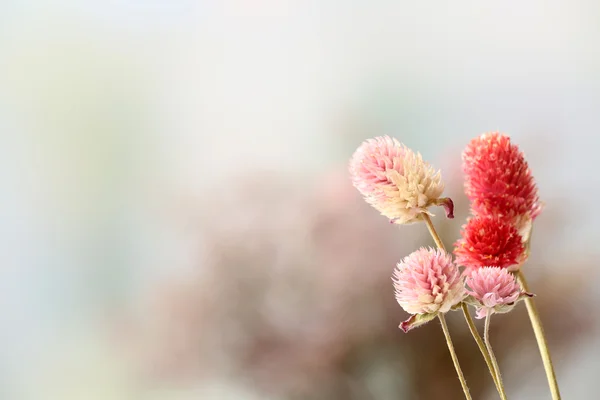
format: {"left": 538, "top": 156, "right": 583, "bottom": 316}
{"left": 393, "top": 247, "right": 465, "bottom": 332}
{"left": 349, "top": 136, "right": 453, "bottom": 225}
{"left": 464, "top": 267, "right": 533, "bottom": 319}
{"left": 454, "top": 215, "right": 526, "bottom": 271}
{"left": 462, "top": 132, "right": 542, "bottom": 241}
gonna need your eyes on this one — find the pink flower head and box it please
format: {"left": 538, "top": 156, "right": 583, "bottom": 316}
{"left": 454, "top": 215, "right": 526, "bottom": 271}
{"left": 462, "top": 132, "right": 542, "bottom": 240}
{"left": 349, "top": 136, "right": 453, "bottom": 225}
{"left": 392, "top": 247, "right": 465, "bottom": 332}
{"left": 464, "top": 267, "right": 533, "bottom": 319}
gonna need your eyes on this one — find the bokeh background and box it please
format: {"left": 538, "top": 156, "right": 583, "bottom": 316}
{"left": 1, "top": 1, "right": 599, "bottom": 399}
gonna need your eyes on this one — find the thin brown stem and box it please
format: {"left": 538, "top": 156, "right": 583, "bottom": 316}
{"left": 484, "top": 315, "right": 508, "bottom": 400}
{"left": 438, "top": 314, "right": 473, "bottom": 400}
{"left": 422, "top": 213, "right": 504, "bottom": 396}
{"left": 516, "top": 271, "right": 561, "bottom": 400}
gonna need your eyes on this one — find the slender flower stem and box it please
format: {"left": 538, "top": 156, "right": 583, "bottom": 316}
{"left": 516, "top": 271, "right": 561, "bottom": 400}
{"left": 438, "top": 313, "right": 473, "bottom": 400}
{"left": 422, "top": 213, "right": 504, "bottom": 396}
{"left": 461, "top": 302, "right": 503, "bottom": 395}
{"left": 421, "top": 213, "right": 447, "bottom": 251}
{"left": 484, "top": 315, "right": 508, "bottom": 400}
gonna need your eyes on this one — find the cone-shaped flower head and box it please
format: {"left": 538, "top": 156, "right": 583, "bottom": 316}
{"left": 463, "top": 132, "right": 542, "bottom": 240}
{"left": 454, "top": 215, "right": 526, "bottom": 271}
{"left": 393, "top": 247, "right": 465, "bottom": 332}
{"left": 464, "top": 267, "right": 533, "bottom": 319}
{"left": 349, "top": 136, "right": 451, "bottom": 224}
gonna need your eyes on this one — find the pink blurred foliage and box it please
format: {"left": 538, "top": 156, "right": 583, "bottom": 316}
{"left": 118, "top": 153, "right": 595, "bottom": 399}
{"left": 120, "top": 167, "right": 423, "bottom": 397}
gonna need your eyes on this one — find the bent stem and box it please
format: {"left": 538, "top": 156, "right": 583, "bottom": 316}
{"left": 516, "top": 271, "right": 561, "bottom": 400}
{"left": 439, "top": 313, "right": 473, "bottom": 400}
{"left": 484, "top": 315, "right": 508, "bottom": 400}
{"left": 422, "top": 213, "right": 504, "bottom": 395}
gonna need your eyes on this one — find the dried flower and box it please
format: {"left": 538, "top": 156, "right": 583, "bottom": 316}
{"left": 454, "top": 215, "right": 526, "bottom": 272}
{"left": 349, "top": 136, "right": 452, "bottom": 224}
{"left": 462, "top": 132, "right": 542, "bottom": 240}
{"left": 464, "top": 267, "right": 533, "bottom": 319}
{"left": 392, "top": 247, "right": 465, "bottom": 332}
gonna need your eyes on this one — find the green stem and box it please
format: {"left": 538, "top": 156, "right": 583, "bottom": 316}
{"left": 461, "top": 303, "right": 504, "bottom": 396}
{"left": 439, "top": 314, "right": 473, "bottom": 400}
{"left": 516, "top": 271, "right": 561, "bottom": 400}
{"left": 421, "top": 213, "right": 447, "bottom": 251}
{"left": 484, "top": 314, "right": 508, "bottom": 400}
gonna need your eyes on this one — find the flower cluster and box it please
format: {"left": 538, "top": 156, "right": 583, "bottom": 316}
{"left": 454, "top": 133, "right": 540, "bottom": 314}
{"left": 349, "top": 133, "right": 553, "bottom": 398}
{"left": 349, "top": 133, "right": 540, "bottom": 329}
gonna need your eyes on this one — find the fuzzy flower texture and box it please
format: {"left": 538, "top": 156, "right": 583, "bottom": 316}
{"left": 393, "top": 248, "right": 465, "bottom": 332}
{"left": 349, "top": 136, "right": 453, "bottom": 224}
{"left": 464, "top": 267, "right": 533, "bottom": 319}
{"left": 463, "top": 132, "right": 542, "bottom": 241}
{"left": 454, "top": 215, "right": 526, "bottom": 272}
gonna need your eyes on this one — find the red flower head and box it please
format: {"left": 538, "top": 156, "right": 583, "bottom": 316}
{"left": 462, "top": 132, "right": 542, "bottom": 240}
{"left": 454, "top": 215, "right": 526, "bottom": 271}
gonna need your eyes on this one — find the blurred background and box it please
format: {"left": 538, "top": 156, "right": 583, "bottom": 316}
{"left": 1, "top": 1, "right": 599, "bottom": 399}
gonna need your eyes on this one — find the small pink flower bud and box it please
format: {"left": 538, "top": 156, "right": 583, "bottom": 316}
{"left": 464, "top": 267, "right": 533, "bottom": 319}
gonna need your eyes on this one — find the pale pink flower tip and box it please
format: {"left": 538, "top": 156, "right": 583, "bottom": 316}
{"left": 464, "top": 267, "right": 533, "bottom": 319}
{"left": 393, "top": 248, "right": 465, "bottom": 332}
{"left": 349, "top": 136, "right": 450, "bottom": 224}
